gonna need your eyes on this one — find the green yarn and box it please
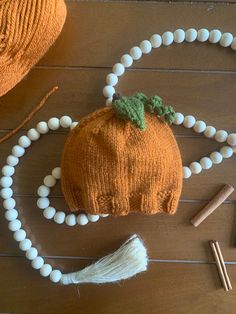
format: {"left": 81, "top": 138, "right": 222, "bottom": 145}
{"left": 112, "top": 93, "right": 175, "bottom": 130}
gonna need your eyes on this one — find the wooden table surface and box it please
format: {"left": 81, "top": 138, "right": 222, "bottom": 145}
{"left": 1, "top": 1, "right": 236, "bottom": 313}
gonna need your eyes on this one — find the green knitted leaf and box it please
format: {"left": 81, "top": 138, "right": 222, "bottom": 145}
{"left": 112, "top": 93, "right": 147, "bottom": 130}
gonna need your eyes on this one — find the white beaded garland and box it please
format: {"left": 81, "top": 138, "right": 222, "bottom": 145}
{"left": 173, "top": 29, "right": 185, "bottom": 43}
{"left": 185, "top": 28, "right": 198, "bottom": 42}
{"left": 209, "top": 29, "right": 222, "bottom": 43}
{"left": 3, "top": 198, "right": 16, "bottom": 210}
{"left": 231, "top": 38, "right": 236, "bottom": 51}
{"left": 65, "top": 214, "right": 77, "bottom": 226}
{"left": 162, "top": 31, "right": 174, "bottom": 46}
{"left": 54, "top": 211, "right": 66, "bottom": 224}
{"left": 140, "top": 40, "right": 152, "bottom": 53}
{"left": 220, "top": 146, "right": 233, "bottom": 158}
{"left": 0, "top": 176, "right": 13, "bottom": 188}
{"left": 227, "top": 133, "right": 236, "bottom": 146}
{"left": 183, "top": 166, "right": 192, "bottom": 179}
{"left": 50, "top": 269, "right": 62, "bottom": 283}
{"left": 36, "top": 121, "right": 49, "bottom": 134}
{"left": 215, "top": 130, "right": 228, "bottom": 143}
{"left": 18, "top": 135, "right": 31, "bottom": 148}
{"left": 77, "top": 213, "right": 89, "bottom": 226}
{"left": 8, "top": 219, "right": 21, "bottom": 231}
{"left": 43, "top": 206, "right": 56, "bottom": 219}
{"left": 103, "top": 85, "right": 115, "bottom": 98}
{"left": 129, "top": 46, "right": 142, "bottom": 60}
{"left": 220, "top": 32, "right": 233, "bottom": 47}
{"left": 2, "top": 165, "right": 15, "bottom": 177}
{"left": 210, "top": 151, "right": 223, "bottom": 164}
{"left": 26, "top": 247, "right": 38, "bottom": 260}
{"left": 197, "top": 29, "right": 209, "bottom": 42}
{"left": 70, "top": 121, "right": 79, "bottom": 130}
{"left": 193, "top": 120, "right": 206, "bottom": 133}
{"left": 173, "top": 112, "right": 184, "bottom": 125}
{"left": 12, "top": 145, "right": 25, "bottom": 157}
{"left": 106, "top": 73, "right": 118, "bottom": 86}
{"left": 112, "top": 63, "right": 125, "bottom": 76}
{"left": 40, "top": 264, "right": 52, "bottom": 277}
{"left": 204, "top": 126, "right": 216, "bottom": 138}
{"left": 27, "top": 128, "right": 40, "bottom": 141}
{"left": 150, "top": 34, "right": 162, "bottom": 48}
{"left": 189, "top": 162, "right": 202, "bottom": 174}
{"left": 120, "top": 54, "right": 133, "bottom": 67}
{"left": 60, "top": 116, "right": 72, "bottom": 128}
{"left": 19, "top": 238, "right": 32, "bottom": 251}
{"left": 37, "top": 197, "right": 50, "bottom": 209}
{"left": 52, "top": 167, "right": 61, "bottom": 179}
{"left": 48, "top": 117, "right": 60, "bottom": 130}
{"left": 6, "top": 155, "right": 19, "bottom": 167}
{"left": 43, "top": 175, "right": 56, "bottom": 187}
{"left": 32, "top": 256, "right": 44, "bottom": 270}
{"left": 1, "top": 187, "right": 13, "bottom": 199}
{"left": 200, "top": 157, "right": 213, "bottom": 170}
{"left": 13, "top": 229, "right": 26, "bottom": 242}
{"left": 5, "top": 209, "right": 18, "bottom": 221}
{"left": 183, "top": 115, "right": 196, "bottom": 128}
{"left": 37, "top": 185, "right": 50, "bottom": 197}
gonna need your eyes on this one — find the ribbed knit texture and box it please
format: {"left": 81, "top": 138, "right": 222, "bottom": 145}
{"left": 61, "top": 106, "right": 183, "bottom": 216}
{"left": 0, "top": 0, "right": 66, "bottom": 96}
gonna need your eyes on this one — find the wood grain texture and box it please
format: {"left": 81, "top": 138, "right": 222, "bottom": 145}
{"left": 1, "top": 1, "right": 236, "bottom": 313}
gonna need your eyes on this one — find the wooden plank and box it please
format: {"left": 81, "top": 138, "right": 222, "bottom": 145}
{"left": 1, "top": 68, "right": 236, "bottom": 131}
{"left": 1, "top": 199, "right": 236, "bottom": 261}
{"left": 38, "top": 2, "right": 236, "bottom": 70}
{"left": 1, "top": 256, "right": 236, "bottom": 314}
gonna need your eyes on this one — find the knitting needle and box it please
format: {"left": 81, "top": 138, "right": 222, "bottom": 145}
{"left": 209, "top": 241, "right": 229, "bottom": 291}
{"left": 214, "top": 241, "right": 232, "bottom": 290}
{"left": 190, "top": 184, "right": 234, "bottom": 227}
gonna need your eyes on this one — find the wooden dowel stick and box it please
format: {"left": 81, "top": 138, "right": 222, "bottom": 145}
{"left": 209, "top": 241, "right": 229, "bottom": 292}
{"left": 214, "top": 241, "right": 232, "bottom": 290}
{"left": 190, "top": 184, "right": 234, "bottom": 227}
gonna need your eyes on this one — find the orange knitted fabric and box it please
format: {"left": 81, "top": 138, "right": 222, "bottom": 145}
{"left": 61, "top": 105, "right": 183, "bottom": 216}
{"left": 0, "top": 0, "right": 66, "bottom": 96}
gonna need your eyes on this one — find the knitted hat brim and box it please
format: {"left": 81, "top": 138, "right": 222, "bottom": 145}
{"left": 0, "top": 0, "right": 67, "bottom": 97}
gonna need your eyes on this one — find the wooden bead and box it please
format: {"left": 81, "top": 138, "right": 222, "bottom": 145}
{"left": 174, "top": 29, "right": 185, "bottom": 43}
{"left": 200, "top": 157, "right": 213, "bottom": 170}
{"left": 197, "top": 29, "right": 209, "bottom": 42}
{"left": 210, "top": 152, "right": 223, "bottom": 164}
{"left": 183, "top": 166, "right": 192, "bottom": 179}
{"left": 129, "top": 46, "right": 142, "bottom": 60}
{"left": 112, "top": 63, "right": 125, "bottom": 76}
{"left": 183, "top": 115, "right": 196, "bottom": 128}
{"left": 103, "top": 85, "right": 115, "bottom": 98}
{"left": 120, "top": 54, "right": 133, "bottom": 67}
{"left": 189, "top": 162, "right": 202, "bottom": 174}
{"left": 220, "top": 146, "right": 233, "bottom": 158}
{"left": 12, "top": 145, "right": 25, "bottom": 157}
{"left": 162, "top": 31, "right": 174, "bottom": 46}
{"left": 220, "top": 32, "right": 233, "bottom": 47}
{"left": 48, "top": 117, "right": 60, "bottom": 130}
{"left": 209, "top": 29, "right": 222, "bottom": 43}
{"left": 193, "top": 121, "right": 206, "bottom": 133}
{"left": 204, "top": 126, "right": 216, "bottom": 138}
{"left": 150, "top": 34, "right": 162, "bottom": 48}
{"left": 227, "top": 133, "right": 236, "bottom": 146}
{"left": 140, "top": 40, "right": 152, "bottom": 53}
{"left": 106, "top": 73, "right": 118, "bottom": 86}
{"left": 215, "top": 130, "right": 228, "bottom": 143}
{"left": 185, "top": 28, "right": 197, "bottom": 42}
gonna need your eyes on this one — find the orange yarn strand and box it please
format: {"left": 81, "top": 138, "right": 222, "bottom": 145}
{"left": 0, "top": 86, "right": 58, "bottom": 144}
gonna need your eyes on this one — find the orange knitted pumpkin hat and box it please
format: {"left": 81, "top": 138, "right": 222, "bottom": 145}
{"left": 61, "top": 93, "right": 183, "bottom": 216}
{"left": 0, "top": 0, "right": 67, "bottom": 96}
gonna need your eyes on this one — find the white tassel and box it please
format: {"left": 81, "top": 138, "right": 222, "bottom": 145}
{"left": 60, "top": 234, "right": 148, "bottom": 285}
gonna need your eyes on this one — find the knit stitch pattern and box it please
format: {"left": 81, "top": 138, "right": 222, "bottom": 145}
{"left": 0, "top": 0, "right": 67, "bottom": 96}
{"left": 61, "top": 106, "right": 183, "bottom": 216}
